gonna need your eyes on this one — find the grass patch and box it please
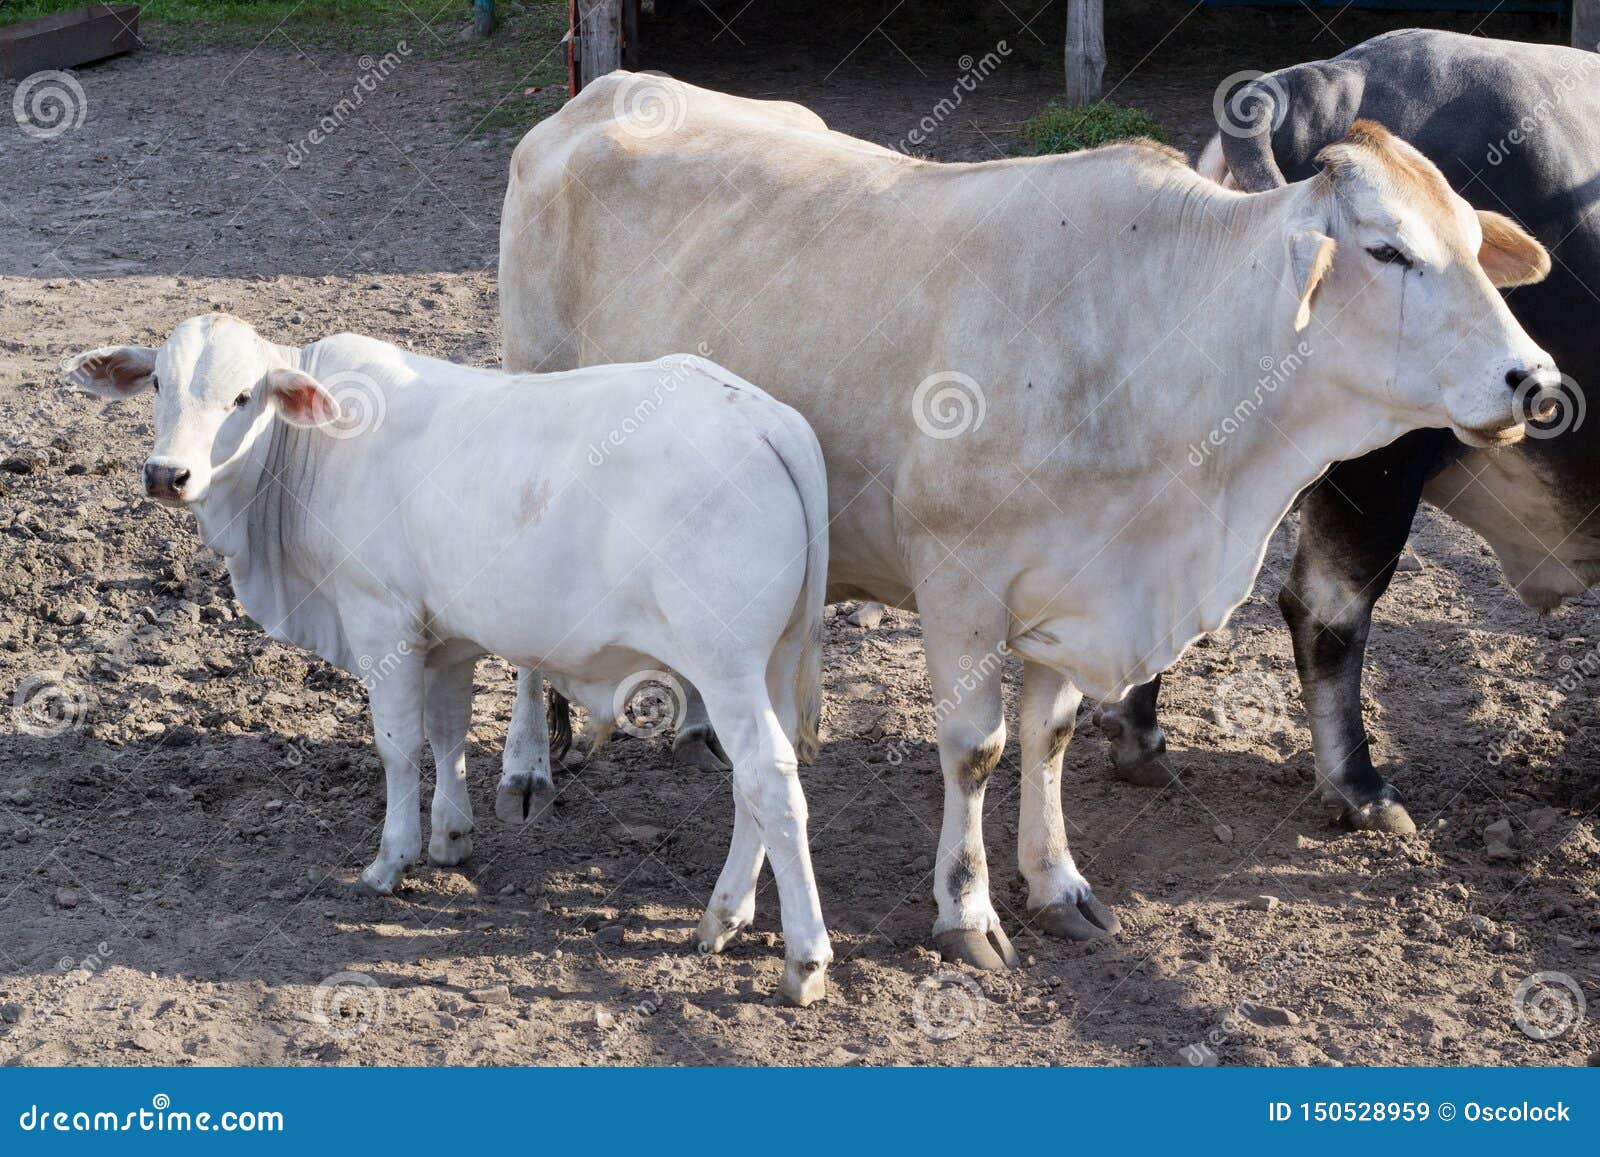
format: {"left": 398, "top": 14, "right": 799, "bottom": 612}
{"left": 1020, "top": 100, "right": 1167, "bottom": 156}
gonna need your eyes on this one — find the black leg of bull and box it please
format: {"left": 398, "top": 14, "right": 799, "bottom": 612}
{"left": 1279, "top": 433, "right": 1445, "bottom": 835}
{"left": 1093, "top": 674, "right": 1178, "bottom": 786}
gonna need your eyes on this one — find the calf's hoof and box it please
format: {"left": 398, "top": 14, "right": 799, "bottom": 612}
{"left": 932, "top": 925, "right": 1019, "bottom": 971}
{"left": 779, "top": 958, "right": 829, "bottom": 1007}
{"left": 428, "top": 828, "right": 474, "bottom": 866}
{"left": 694, "top": 909, "right": 747, "bottom": 955}
{"left": 1028, "top": 893, "right": 1120, "bottom": 941}
{"left": 673, "top": 726, "right": 731, "bottom": 772}
{"left": 357, "top": 860, "right": 409, "bottom": 895}
{"left": 494, "top": 775, "right": 555, "bottom": 826}
{"left": 1339, "top": 797, "right": 1417, "bottom": 836}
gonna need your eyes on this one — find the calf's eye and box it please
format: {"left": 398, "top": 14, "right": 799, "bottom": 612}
{"left": 1366, "top": 244, "right": 1413, "bottom": 269}
{"left": 151, "top": 376, "right": 160, "bottom": 394}
{"left": 234, "top": 391, "right": 251, "bottom": 408}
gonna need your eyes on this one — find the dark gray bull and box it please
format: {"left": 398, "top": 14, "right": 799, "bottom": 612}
{"left": 1100, "top": 28, "right": 1600, "bottom": 833}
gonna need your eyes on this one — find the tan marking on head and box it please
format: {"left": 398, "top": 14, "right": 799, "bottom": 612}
{"left": 1315, "top": 119, "right": 1458, "bottom": 224}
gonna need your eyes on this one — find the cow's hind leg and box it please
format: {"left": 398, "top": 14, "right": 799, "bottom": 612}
{"left": 498, "top": 668, "right": 557, "bottom": 824}
{"left": 1281, "top": 439, "right": 1434, "bottom": 835}
{"left": 1093, "top": 673, "right": 1178, "bottom": 786}
{"left": 1020, "top": 661, "right": 1119, "bottom": 940}
{"left": 696, "top": 677, "right": 831, "bottom": 1005}
{"left": 426, "top": 656, "right": 477, "bottom": 866}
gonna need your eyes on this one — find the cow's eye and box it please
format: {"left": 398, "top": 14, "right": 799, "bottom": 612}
{"left": 234, "top": 391, "right": 251, "bottom": 408}
{"left": 151, "top": 375, "right": 160, "bottom": 394}
{"left": 1366, "top": 244, "right": 1413, "bottom": 269}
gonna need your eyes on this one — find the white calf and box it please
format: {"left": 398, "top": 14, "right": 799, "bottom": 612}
{"left": 66, "top": 316, "right": 833, "bottom": 1004}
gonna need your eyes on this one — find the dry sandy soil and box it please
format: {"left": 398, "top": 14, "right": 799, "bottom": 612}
{"left": 0, "top": 2, "right": 1596, "bottom": 1066}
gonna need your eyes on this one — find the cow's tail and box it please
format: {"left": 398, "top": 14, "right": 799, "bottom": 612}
{"left": 1216, "top": 73, "right": 1290, "bottom": 192}
{"left": 762, "top": 416, "right": 829, "bottom": 766}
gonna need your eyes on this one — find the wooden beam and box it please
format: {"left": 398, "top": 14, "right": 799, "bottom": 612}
{"left": 576, "top": 0, "right": 622, "bottom": 93}
{"left": 0, "top": 4, "right": 139, "bottom": 81}
{"left": 1064, "top": 0, "right": 1105, "bottom": 107}
{"left": 1574, "top": 0, "right": 1600, "bottom": 51}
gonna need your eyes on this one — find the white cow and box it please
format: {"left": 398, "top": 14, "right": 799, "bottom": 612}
{"left": 65, "top": 316, "right": 834, "bottom": 1005}
{"left": 499, "top": 80, "right": 1556, "bottom": 970}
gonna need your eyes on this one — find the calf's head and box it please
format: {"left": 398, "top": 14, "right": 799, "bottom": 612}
{"left": 64, "top": 314, "right": 338, "bottom": 505}
{"left": 1283, "top": 121, "right": 1556, "bottom": 447}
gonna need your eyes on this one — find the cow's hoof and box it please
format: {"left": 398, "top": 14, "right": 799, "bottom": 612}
{"left": 1340, "top": 797, "right": 1417, "bottom": 836}
{"left": 428, "top": 828, "right": 474, "bottom": 866}
{"left": 693, "top": 909, "right": 746, "bottom": 955}
{"left": 779, "top": 958, "right": 829, "bottom": 1007}
{"left": 1028, "top": 894, "right": 1120, "bottom": 941}
{"left": 932, "top": 926, "right": 1019, "bottom": 971}
{"left": 673, "top": 726, "right": 731, "bottom": 771}
{"left": 494, "top": 775, "right": 555, "bottom": 826}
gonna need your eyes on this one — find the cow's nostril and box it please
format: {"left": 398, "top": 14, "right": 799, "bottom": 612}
{"left": 1506, "top": 368, "right": 1529, "bottom": 390}
{"left": 172, "top": 468, "right": 190, "bottom": 491}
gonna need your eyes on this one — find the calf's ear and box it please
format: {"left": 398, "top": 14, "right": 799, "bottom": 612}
{"left": 1288, "top": 229, "right": 1337, "bottom": 332}
{"left": 265, "top": 368, "right": 341, "bottom": 428}
{"left": 1477, "top": 210, "right": 1550, "bottom": 288}
{"left": 61, "top": 345, "right": 158, "bottom": 397}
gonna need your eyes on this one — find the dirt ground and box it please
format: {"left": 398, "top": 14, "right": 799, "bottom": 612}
{"left": 1, "top": 2, "right": 1596, "bottom": 1067}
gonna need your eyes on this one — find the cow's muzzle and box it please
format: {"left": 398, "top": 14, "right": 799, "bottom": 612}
{"left": 143, "top": 460, "right": 192, "bottom": 502}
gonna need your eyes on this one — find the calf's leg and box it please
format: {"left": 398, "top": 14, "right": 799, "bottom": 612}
{"left": 359, "top": 647, "right": 427, "bottom": 894}
{"left": 1019, "top": 661, "right": 1119, "bottom": 940}
{"left": 696, "top": 679, "right": 830, "bottom": 1006}
{"left": 426, "top": 657, "right": 476, "bottom": 866}
{"left": 498, "top": 668, "right": 556, "bottom": 824}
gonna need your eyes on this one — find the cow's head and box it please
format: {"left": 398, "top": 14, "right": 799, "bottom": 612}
{"left": 64, "top": 314, "right": 338, "bottom": 505}
{"left": 1284, "top": 121, "right": 1556, "bottom": 447}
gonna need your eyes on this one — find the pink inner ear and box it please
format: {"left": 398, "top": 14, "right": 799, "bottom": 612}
{"left": 273, "top": 375, "right": 335, "bottom": 424}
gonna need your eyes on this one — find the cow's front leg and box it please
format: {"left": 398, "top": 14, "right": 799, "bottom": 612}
{"left": 1092, "top": 674, "right": 1178, "bottom": 786}
{"left": 358, "top": 645, "right": 426, "bottom": 894}
{"left": 922, "top": 617, "right": 1016, "bottom": 970}
{"left": 1281, "top": 438, "right": 1433, "bottom": 835}
{"left": 426, "top": 656, "right": 476, "bottom": 866}
{"left": 498, "top": 667, "right": 555, "bottom": 824}
{"left": 1019, "top": 661, "right": 1119, "bottom": 940}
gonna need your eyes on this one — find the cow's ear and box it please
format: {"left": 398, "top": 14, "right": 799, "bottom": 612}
{"left": 1477, "top": 210, "right": 1550, "bottom": 288}
{"left": 1288, "top": 230, "right": 1337, "bottom": 332}
{"left": 61, "top": 345, "right": 158, "bottom": 398}
{"left": 265, "top": 368, "right": 340, "bottom": 427}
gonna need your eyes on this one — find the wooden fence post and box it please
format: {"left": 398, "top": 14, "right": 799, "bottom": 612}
{"left": 577, "top": 0, "right": 622, "bottom": 92}
{"left": 1064, "top": 0, "right": 1105, "bottom": 106}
